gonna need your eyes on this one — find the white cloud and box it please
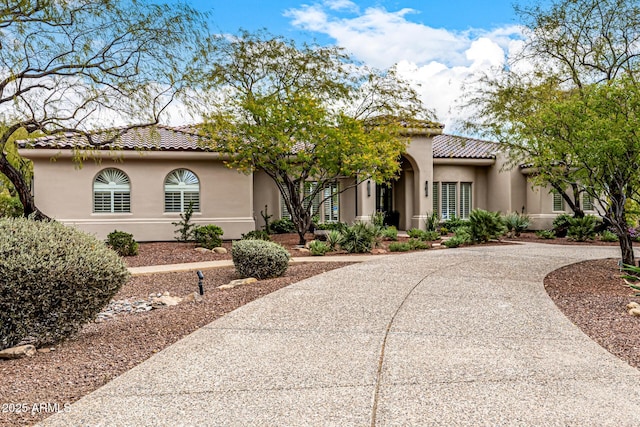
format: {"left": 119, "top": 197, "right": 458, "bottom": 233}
{"left": 285, "top": 1, "right": 525, "bottom": 132}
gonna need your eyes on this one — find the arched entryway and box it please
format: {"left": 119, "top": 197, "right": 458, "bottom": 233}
{"left": 375, "top": 156, "right": 417, "bottom": 230}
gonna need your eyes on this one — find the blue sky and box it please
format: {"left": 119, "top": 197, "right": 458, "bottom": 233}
{"left": 177, "top": 0, "right": 540, "bottom": 130}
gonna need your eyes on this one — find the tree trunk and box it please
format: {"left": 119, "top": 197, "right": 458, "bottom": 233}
{"left": 0, "top": 154, "right": 48, "bottom": 220}
{"left": 619, "top": 232, "right": 635, "bottom": 266}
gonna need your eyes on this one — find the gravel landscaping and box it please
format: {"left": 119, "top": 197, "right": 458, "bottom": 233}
{"left": 0, "top": 232, "right": 638, "bottom": 426}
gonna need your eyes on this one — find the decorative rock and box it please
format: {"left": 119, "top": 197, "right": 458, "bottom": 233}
{"left": 627, "top": 302, "right": 640, "bottom": 310}
{"left": 629, "top": 308, "right": 640, "bottom": 317}
{"left": 213, "top": 247, "right": 228, "bottom": 254}
{"left": 182, "top": 292, "right": 204, "bottom": 303}
{"left": 218, "top": 277, "right": 258, "bottom": 290}
{"left": 195, "top": 247, "right": 210, "bottom": 253}
{"left": 0, "top": 344, "right": 36, "bottom": 359}
{"left": 371, "top": 248, "right": 387, "bottom": 254}
{"left": 151, "top": 295, "right": 182, "bottom": 307}
{"left": 296, "top": 248, "right": 311, "bottom": 254}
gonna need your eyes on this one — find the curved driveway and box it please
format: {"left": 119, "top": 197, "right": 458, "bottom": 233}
{"left": 41, "top": 243, "right": 640, "bottom": 426}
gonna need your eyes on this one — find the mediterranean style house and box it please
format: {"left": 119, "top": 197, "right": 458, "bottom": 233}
{"left": 17, "top": 123, "right": 594, "bottom": 241}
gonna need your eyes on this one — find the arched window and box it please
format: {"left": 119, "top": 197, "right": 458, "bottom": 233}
{"left": 164, "top": 169, "right": 200, "bottom": 212}
{"left": 93, "top": 168, "right": 131, "bottom": 213}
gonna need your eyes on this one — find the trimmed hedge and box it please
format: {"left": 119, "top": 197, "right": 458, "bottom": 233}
{"left": 0, "top": 218, "right": 130, "bottom": 350}
{"left": 231, "top": 239, "right": 290, "bottom": 279}
{"left": 194, "top": 224, "right": 224, "bottom": 249}
{"left": 106, "top": 230, "right": 139, "bottom": 256}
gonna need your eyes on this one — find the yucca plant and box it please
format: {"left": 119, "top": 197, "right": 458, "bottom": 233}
{"left": 622, "top": 264, "right": 640, "bottom": 297}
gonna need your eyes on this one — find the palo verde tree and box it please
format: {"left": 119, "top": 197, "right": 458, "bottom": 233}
{"left": 199, "top": 31, "right": 432, "bottom": 245}
{"left": 463, "top": 0, "right": 640, "bottom": 265}
{"left": 0, "top": 0, "right": 207, "bottom": 219}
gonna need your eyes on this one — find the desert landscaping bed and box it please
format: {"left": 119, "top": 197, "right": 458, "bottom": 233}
{"left": 0, "top": 233, "right": 638, "bottom": 426}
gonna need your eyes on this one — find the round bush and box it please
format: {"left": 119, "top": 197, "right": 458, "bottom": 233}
{"left": 107, "top": 230, "right": 139, "bottom": 256}
{"left": 194, "top": 224, "right": 224, "bottom": 249}
{"left": 231, "top": 239, "right": 290, "bottom": 279}
{"left": 0, "top": 218, "right": 130, "bottom": 350}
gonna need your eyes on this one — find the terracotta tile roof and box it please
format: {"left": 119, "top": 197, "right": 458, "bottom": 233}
{"left": 433, "top": 134, "right": 499, "bottom": 159}
{"left": 17, "top": 124, "right": 207, "bottom": 151}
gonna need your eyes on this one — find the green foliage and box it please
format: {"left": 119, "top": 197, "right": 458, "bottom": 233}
{"left": 443, "top": 235, "right": 467, "bottom": 248}
{"left": 193, "top": 224, "right": 224, "bottom": 249}
{"left": 442, "top": 216, "right": 468, "bottom": 233}
{"left": 325, "top": 229, "right": 342, "bottom": 250}
{"left": 231, "top": 239, "right": 290, "bottom": 279}
{"left": 106, "top": 230, "right": 139, "bottom": 257}
{"left": 340, "top": 222, "right": 377, "bottom": 253}
{"left": 260, "top": 205, "right": 273, "bottom": 234}
{"left": 314, "top": 222, "right": 349, "bottom": 232}
{"left": 468, "top": 209, "right": 506, "bottom": 243}
{"left": 0, "top": 190, "right": 23, "bottom": 218}
{"left": 599, "top": 230, "right": 619, "bottom": 242}
{"left": 309, "top": 240, "right": 331, "bottom": 256}
{"left": 200, "top": 30, "right": 429, "bottom": 244}
{"left": 408, "top": 238, "right": 430, "bottom": 250}
{"left": 371, "top": 211, "right": 386, "bottom": 227}
{"left": 425, "top": 211, "right": 439, "bottom": 232}
{"left": 270, "top": 218, "right": 295, "bottom": 234}
{"left": 535, "top": 230, "right": 557, "bottom": 239}
{"left": 241, "top": 230, "right": 271, "bottom": 241}
{"left": 381, "top": 226, "right": 398, "bottom": 241}
{"left": 503, "top": 212, "right": 530, "bottom": 237}
{"left": 0, "top": 217, "right": 130, "bottom": 349}
{"left": 407, "top": 228, "right": 439, "bottom": 241}
{"left": 552, "top": 214, "right": 573, "bottom": 238}
{"left": 388, "top": 242, "right": 411, "bottom": 252}
{"left": 622, "top": 264, "right": 640, "bottom": 297}
{"left": 172, "top": 201, "right": 196, "bottom": 242}
{"left": 567, "top": 215, "right": 598, "bottom": 242}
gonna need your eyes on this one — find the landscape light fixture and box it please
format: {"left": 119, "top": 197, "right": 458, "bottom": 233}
{"left": 367, "top": 180, "right": 371, "bottom": 197}
{"left": 197, "top": 270, "right": 204, "bottom": 295}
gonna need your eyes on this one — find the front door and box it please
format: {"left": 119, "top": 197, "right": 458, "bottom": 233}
{"left": 376, "top": 183, "right": 398, "bottom": 227}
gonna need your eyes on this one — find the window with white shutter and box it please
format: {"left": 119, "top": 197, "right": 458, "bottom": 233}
{"left": 460, "top": 182, "right": 472, "bottom": 219}
{"left": 93, "top": 168, "right": 131, "bottom": 213}
{"left": 441, "top": 182, "right": 457, "bottom": 220}
{"left": 552, "top": 192, "right": 565, "bottom": 212}
{"left": 164, "top": 169, "right": 200, "bottom": 212}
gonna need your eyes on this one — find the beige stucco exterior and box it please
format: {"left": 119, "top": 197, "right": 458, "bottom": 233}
{"left": 18, "top": 126, "right": 583, "bottom": 242}
{"left": 25, "top": 149, "right": 255, "bottom": 241}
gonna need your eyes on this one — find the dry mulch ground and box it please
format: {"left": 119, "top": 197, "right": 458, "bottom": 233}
{"left": 0, "top": 232, "right": 638, "bottom": 426}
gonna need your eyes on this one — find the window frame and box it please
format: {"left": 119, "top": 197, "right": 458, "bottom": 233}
{"left": 164, "top": 169, "right": 200, "bottom": 213}
{"left": 552, "top": 191, "right": 565, "bottom": 212}
{"left": 441, "top": 182, "right": 457, "bottom": 220}
{"left": 460, "top": 182, "right": 472, "bottom": 220}
{"left": 93, "top": 168, "right": 131, "bottom": 214}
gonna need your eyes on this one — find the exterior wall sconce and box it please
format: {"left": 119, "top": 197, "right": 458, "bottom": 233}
{"left": 425, "top": 180, "right": 429, "bottom": 197}
{"left": 367, "top": 180, "right": 371, "bottom": 197}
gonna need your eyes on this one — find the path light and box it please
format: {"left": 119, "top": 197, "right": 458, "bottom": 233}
{"left": 197, "top": 270, "right": 204, "bottom": 295}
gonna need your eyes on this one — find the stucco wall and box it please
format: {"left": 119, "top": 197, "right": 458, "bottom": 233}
{"left": 25, "top": 150, "right": 254, "bottom": 241}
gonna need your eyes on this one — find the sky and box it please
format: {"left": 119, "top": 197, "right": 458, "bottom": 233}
{"left": 182, "top": 0, "right": 538, "bottom": 133}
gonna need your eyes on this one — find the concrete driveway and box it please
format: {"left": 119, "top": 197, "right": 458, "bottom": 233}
{"left": 40, "top": 243, "right": 640, "bottom": 426}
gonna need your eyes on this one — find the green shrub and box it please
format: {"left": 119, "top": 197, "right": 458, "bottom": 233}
{"left": 535, "top": 229, "right": 556, "bottom": 239}
{"left": 0, "top": 217, "right": 130, "bottom": 349}
{"left": 439, "top": 227, "right": 449, "bottom": 235}
{"left": 231, "top": 239, "right": 290, "bottom": 279}
{"left": 0, "top": 191, "right": 23, "bottom": 217}
{"left": 309, "top": 240, "right": 331, "bottom": 256}
{"left": 425, "top": 211, "right": 439, "bottom": 232}
{"left": 599, "top": 230, "right": 619, "bottom": 242}
{"left": 423, "top": 231, "right": 440, "bottom": 241}
{"left": 407, "top": 228, "right": 439, "bottom": 241}
{"left": 194, "top": 224, "right": 224, "bottom": 249}
{"left": 340, "top": 222, "right": 377, "bottom": 253}
{"left": 314, "top": 222, "right": 348, "bottom": 232}
{"left": 443, "top": 235, "right": 467, "bottom": 248}
{"left": 567, "top": 215, "right": 598, "bottom": 242}
{"left": 241, "top": 230, "right": 271, "bottom": 241}
{"left": 382, "top": 225, "right": 398, "bottom": 241}
{"left": 503, "top": 212, "right": 530, "bottom": 237}
{"left": 270, "top": 218, "right": 295, "bottom": 234}
{"left": 552, "top": 213, "right": 573, "bottom": 238}
{"left": 407, "top": 228, "right": 426, "bottom": 239}
{"left": 325, "top": 229, "right": 342, "bottom": 250}
{"left": 106, "top": 230, "right": 139, "bottom": 256}
{"left": 408, "top": 238, "right": 430, "bottom": 250}
{"left": 371, "top": 211, "right": 386, "bottom": 227}
{"left": 469, "top": 209, "right": 506, "bottom": 243}
{"left": 443, "top": 215, "right": 468, "bottom": 232}
{"left": 388, "top": 242, "right": 411, "bottom": 252}
{"left": 172, "top": 201, "right": 196, "bottom": 242}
